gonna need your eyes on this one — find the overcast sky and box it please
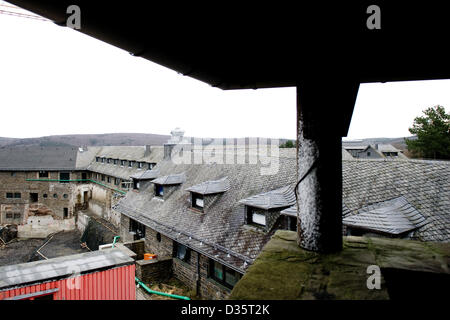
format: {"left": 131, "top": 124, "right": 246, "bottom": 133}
{"left": 1, "top": 8, "right": 449, "bottom": 140}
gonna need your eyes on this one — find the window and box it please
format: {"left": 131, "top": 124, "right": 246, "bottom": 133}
{"left": 155, "top": 184, "right": 164, "bottom": 197}
{"left": 5, "top": 213, "right": 12, "bottom": 219}
{"left": 13, "top": 213, "right": 21, "bottom": 219}
{"left": 43, "top": 194, "right": 48, "bottom": 199}
{"left": 367, "top": 152, "right": 371, "bottom": 156}
{"left": 60, "top": 172, "right": 70, "bottom": 183}
{"left": 6, "top": 193, "right": 13, "bottom": 198}
{"left": 209, "top": 260, "right": 242, "bottom": 289}
{"left": 133, "top": 180, "right": 140, "bottom": 190}
{"left": 191, "top": 193, "right": 204, "bottom": 211}
{"left": 63, "top": 208, "right": 69, "bottom": 218}
{"left": 114, "top": 159, "right": 118, "bottom": 165}
{"left": 107, "top": 158, "right": 111, "bottom": 164}
{"left": 101, "top": 175, "right": 105, "bottom": 181}
{"left": 101, "top": 157, "right": 105, "bottom": 163}
{"left": 156, "top": 233, "right": 161, "bottom": 242}
{"left": 287, "top": 216, "right": 297, "bottom": 231}
{"left": 30, "top": 193, "right": 38, "bottom": 203}
{"left": 39, "top": 171, "right": 49, "bottom": 178}
{"left": 107, "top": 177, "right": 111, "bottom": 183}
{"left": 63, "top": 194, "right": 68, "bottom": 199}
{"left": 121, "top": 160, "right": 126, "bottom": 166}
{"left": 173, "top": 242, "right": 190, "bottom": 263}
{"left": 128, "top": 161, "right": 133, "bottom": 168}
{"left": 138, "top": 162, "right": 143, "bottom": 169}
{"left": 148, "top": 163, "right": 156, "bottom": 170}
{"left": 14, "top": 193, "right": 21, "bottom": 199}
{"left": 96, "top": 157, "right": 100, "bottom": 162}
{"left": 129, "top": 219, "right": 146, "bottom": 240}
{"left": 252, "top": 213, "right": 266, "bottom": 226}
{"left": 115, "top": 178, "right": 120, "bottom": 186}
{"left": 10, "top": 172, "right": 16, "bottom": 177}
{"left": 53, "top": 194, "right": 58, "bottom": 198}
{"left": 247, "top": 207, "right": 266, "bottom": 226}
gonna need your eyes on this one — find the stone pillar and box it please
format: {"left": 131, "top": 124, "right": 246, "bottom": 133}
{"left": 296, "top": 81, "right": 359, "bottom": 253}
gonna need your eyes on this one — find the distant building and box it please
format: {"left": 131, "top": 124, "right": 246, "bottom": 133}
{"left": 342, "top": 142, "right": 407, "bottom": 159}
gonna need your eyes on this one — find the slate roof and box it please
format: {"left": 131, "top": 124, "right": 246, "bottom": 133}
{"left": 186, "top": 177, "right": 230, "bottom": 195}
{"left": 0, "top": 146, "right": 79, "bottom": 171}
{"left": 86, "top": 146, "right": 163, "bottom": 180}
{"left": 343, "top": 196, "right": 428, "bottom": 235}
{"left": 152, "top": 173, "right": 186, "bottom": 185}
{"left": 114, "top": 153, "right": 449, "bottom": 273}
{"left": 114, "top": 150, "right": 298, "bottom": 273}
{"left": 342, "top": 159, "right": 450, "bottom": 242}
{"left": 130, "top": 169, "right": 160, "bottom": 180}
{"left": 239, "top": 185, "right": 296, "bottom": 210}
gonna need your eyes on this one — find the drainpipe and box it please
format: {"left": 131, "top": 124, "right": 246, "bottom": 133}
{"left": 112, "top": 236, "right": 120, "bottom": 248}
{"left": 135, "top": 276, "right": 190, "bottom": 300}
{"left": 196, "top": 252, "right": 200, "bottom": 296}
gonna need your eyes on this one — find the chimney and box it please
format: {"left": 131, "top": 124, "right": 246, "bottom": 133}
{"left": 164, "top": 143, "right": 175, "bottom": 160}
{"left": 144, "top": 145, "right": 151, "bottom": 157}
{"left": 164, "top": 128, "right": 192, "bottom": 160}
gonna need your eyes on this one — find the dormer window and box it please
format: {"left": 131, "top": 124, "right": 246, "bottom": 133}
{"left": 114, "top": 159, "right": 118, "bottom": 165}
{"left": 101, "top": 157, "right": 105, "bottom": 163}
{"left": 148, "top": 163, "right": 156, "bottom": 170}
{"left": 185, "top": 177, "right": 230, "bottom": 212}
{"left": 120, "top": 160, "right": 126, "bottom": 166}
{"left": 107, "top": 158, "right": 112, "bottom": 164}
{"left": 128, "top": 161, "right": 134, "bottom": 168}
{"left": 137, "top": 162, "right": 143, "bottom": 169}
{"left": 191, "top": 193, "right": 204, "bottom": 211}
{"left": 247, "top": 206, "right": 266, "bottom": 226}
{"left": 155, "top": 184, "right": 164, "bottom": 197}
{"left": 239, "top": 186, "right": 296, "bottom": 231}
{"left": 95, "top": 157, "right": 100, "bottom": 162}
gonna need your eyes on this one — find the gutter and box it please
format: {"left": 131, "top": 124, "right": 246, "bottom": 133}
{"left": 25, "top": 178, "right": 127, "bottom": 195}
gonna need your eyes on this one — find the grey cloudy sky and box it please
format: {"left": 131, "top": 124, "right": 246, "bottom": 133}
{"left": 1, "top": 8, "right": 449, "bottom": 140}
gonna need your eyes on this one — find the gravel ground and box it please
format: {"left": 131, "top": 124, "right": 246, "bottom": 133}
{"left": 0, "top": 229, "right": 89, "bottom": 267}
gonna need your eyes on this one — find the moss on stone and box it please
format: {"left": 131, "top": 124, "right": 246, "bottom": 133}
{"left": 229, "top": 231, "right": 449, "bottom": 300}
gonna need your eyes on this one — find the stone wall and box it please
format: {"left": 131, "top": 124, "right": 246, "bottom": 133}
{"left": 0, "top": 171, "right": 80, "bottom": 225}
{"left": 136, "top": 257, "right": 173, "bottom": 284}
{"left": 119, "top": 215, "right": 233, "bottom": 299}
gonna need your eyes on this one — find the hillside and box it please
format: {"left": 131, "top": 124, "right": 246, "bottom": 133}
{"left": 0, "top": 133, "right": 171, "bottom": 147}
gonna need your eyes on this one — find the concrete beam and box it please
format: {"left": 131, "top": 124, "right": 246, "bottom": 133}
{"left": 296, "top": 81, "right": 359, "bottom": 253}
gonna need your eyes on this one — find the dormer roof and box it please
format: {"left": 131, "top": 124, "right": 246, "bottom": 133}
{"left": 152, "top": 172, "right": 186, "bottom": 185}
{"left": 239, "top": 185, "right": 296, "bottom": 210}
{"left": 185, "top": 177, "right": 230, "bottom": 195}
{"left": 130, "top": 169, "right": 160, "bottom": 180}
{"left": 343, "top": 196, "right": 428, "bottom": 235}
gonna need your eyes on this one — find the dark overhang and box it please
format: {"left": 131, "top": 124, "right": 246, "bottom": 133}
{"left": 6, "top": 1, "right": 450, "bottom": 90}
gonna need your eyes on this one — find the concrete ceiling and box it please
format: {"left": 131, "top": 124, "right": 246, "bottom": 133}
{"left": 6, "top": 1, "right": 450, "bottom": 89}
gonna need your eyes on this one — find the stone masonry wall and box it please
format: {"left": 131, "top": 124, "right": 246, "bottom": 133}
{"left": 119, "top": 215, "right": 233, "bottom": 299}
{"left": 0, "top": 171, "right": 79, "bottom": 225}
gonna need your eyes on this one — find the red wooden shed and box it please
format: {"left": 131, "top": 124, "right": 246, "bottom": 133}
{"left": 0, "top": 248, "right": 135, "bottom": 300}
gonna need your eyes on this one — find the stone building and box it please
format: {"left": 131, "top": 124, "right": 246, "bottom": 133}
{"left": 0, "top": 145, "right": 164, "bottom": 236}
{"left": 342, "top": 142, "right": 408, "bottom": 159}
{"left": 113, "top": 143, "right": 449, "bottom": 299}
